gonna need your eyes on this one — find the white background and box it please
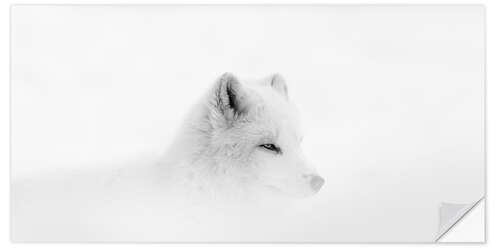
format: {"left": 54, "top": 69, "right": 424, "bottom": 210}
{"left": 1, "top": 0, "right": 498, "bottom": 249}
{"left": 9, "top": 4, "right": 484, "bottom": 242}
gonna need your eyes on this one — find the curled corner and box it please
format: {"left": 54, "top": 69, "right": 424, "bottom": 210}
{"left": 435, "top": 197, "right": 484, "bottom": 242}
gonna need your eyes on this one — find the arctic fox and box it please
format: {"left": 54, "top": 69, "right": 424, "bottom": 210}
{"left": 11, "top": 73, "right": 323, "bottom": 241}
{"left": 160, "top": 72, "right": 324, "bottom": 199}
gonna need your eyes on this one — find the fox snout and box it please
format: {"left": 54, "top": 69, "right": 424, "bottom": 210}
{"left": 303, "top": 174, "right": 325, "bottom": 192}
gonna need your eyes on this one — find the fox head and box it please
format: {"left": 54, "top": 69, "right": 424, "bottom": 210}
{"left": 197, "top": 73, "right": 324, "bottom": 198}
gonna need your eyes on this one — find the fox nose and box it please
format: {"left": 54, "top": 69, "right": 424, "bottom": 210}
{"left": 309, "top": 175, "right": 325, "bottom": 192}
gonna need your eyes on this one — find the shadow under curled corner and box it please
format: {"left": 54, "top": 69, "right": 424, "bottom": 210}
{"left": 435, "top": 197, "right": 485, "bottom": 242}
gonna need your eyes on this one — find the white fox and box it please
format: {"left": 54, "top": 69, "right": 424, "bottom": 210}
{"left": 11, "top": 73, "right": 323, "bottom": 241}
{"left": 160, "top": 73, "right": 324, "bottom": 199}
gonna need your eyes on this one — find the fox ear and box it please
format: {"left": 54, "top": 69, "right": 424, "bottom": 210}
{"left": 209, "top": 73, "right": 248, "bottom": 127}
{"left": 270, "top": 74, "right": 288, "bottom": 99}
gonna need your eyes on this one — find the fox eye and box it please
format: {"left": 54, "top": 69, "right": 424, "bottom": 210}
{"left": 259, "top": 144, "right": 281, "bottom": 154}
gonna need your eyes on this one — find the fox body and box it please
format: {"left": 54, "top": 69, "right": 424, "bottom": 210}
{"left": 12, "top": 73, "right": 323, "bottom": 241}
